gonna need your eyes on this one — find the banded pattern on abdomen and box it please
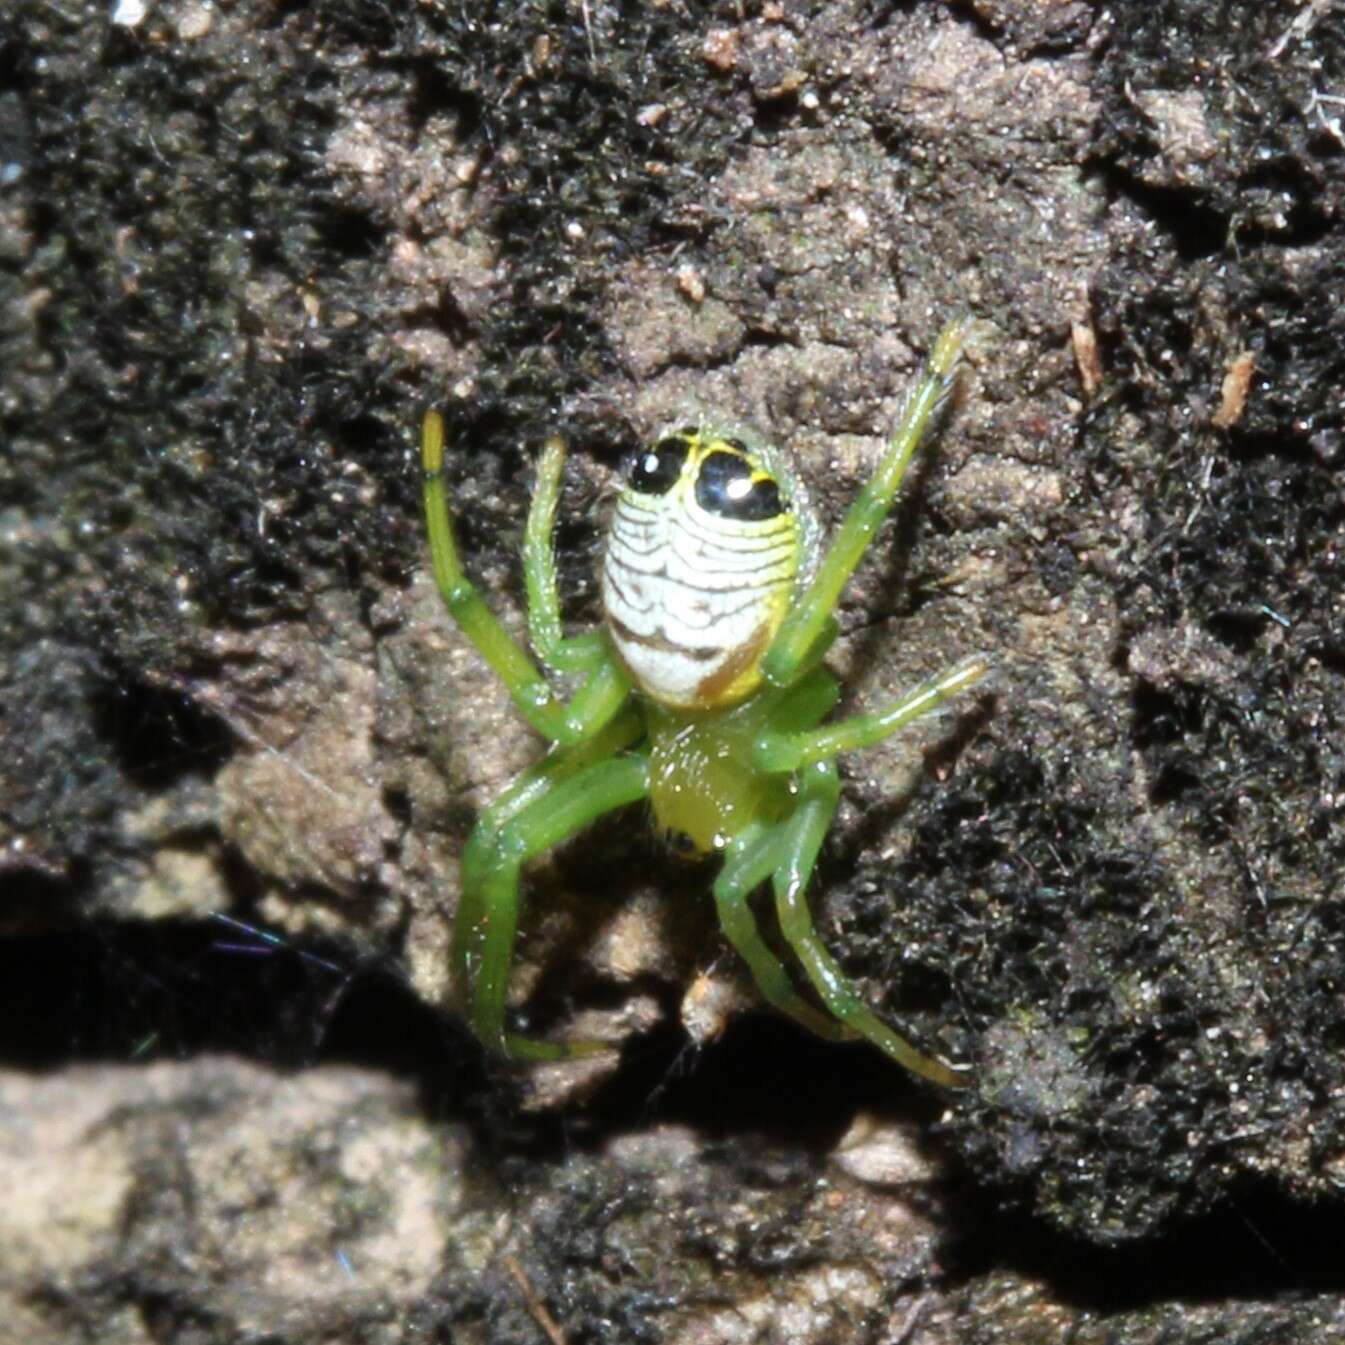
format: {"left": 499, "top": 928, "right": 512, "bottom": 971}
{"left": 601, "top": 431, "right": 800, "bottom": 709}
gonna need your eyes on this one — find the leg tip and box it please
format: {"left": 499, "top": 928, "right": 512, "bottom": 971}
{"left": 421, "top": 408, "right": 445, "bottom": 473}
{"left": 930, "top": 316, "right": 972, "bottom": 377}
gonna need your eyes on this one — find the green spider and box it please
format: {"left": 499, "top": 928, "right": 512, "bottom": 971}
{"left": 421, "top": 319, "right": 989, "bottom": 1087}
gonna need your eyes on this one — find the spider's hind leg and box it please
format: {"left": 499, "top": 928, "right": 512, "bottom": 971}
{"left": 762, "top": 318, "right": 969, "bottom": 689}
{"left": 421, "top": 412, "right": 630, "bottom": 746}
{"left": 523, "top": 434, "right": 610, "bottom": 674}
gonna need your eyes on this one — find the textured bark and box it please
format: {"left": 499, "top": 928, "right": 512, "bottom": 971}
{"left": 3, "top": 0, "right": 1343, "bottom": 1337}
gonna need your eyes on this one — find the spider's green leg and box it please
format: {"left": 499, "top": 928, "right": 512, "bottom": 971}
{"left": 771, "top": 760, "right": 969, "bottom": 1088}
{"left": 754, "top": 653, "right": 991, "bottom": 775}
{"left": 423, "top": 410, "right": 569, "bottom": 740}
{"left": 525, "top": 434, "right": 608, "bottom": 673}
{"left": 777, "top": 619, "right": 842, "bottom": 697}
{"left": 712, "top": 824, "right": 854, "bottom": 1043}
{"left": 770, "top": 664, "right": 841, "bottom": 733}
{"left": 557, "top": 655, "right": 633, "bottom": 745}
{"left": 453, "top": 705, "right": 643, "bottom": 1018}
{"left": 460, "top": 704, "right": 644, "bottom": 891}
{"left": 462, "top": 754, "right": 650, "bottom": 1060}
{"left": 423, "top": 412, "right": 629, "bottom": 745}
{"left": 762, "top": 319, "right": 968, "bottom": 689}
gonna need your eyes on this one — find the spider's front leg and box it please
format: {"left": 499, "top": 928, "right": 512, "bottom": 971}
{"left": 453, "top": 705, "right": 643, "bottom": 1038}
{"left": 769, "top": 761, "right": 969, "bottom": 1088}
{"left": 421, "top": 412, "right": 630, "bottom": 746}
{"left": 711, "top": 823, "right": 855, "bottom": 1044}
{"left": 746, "top": 659, "right": 991, "bottom": 1082}
{"left": 458, "top": 751, "right": 650, "bottom": 1059}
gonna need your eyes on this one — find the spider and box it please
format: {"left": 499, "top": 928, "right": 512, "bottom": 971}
{"left": 421, "top": 319, "right": 989, "bottom": 1087}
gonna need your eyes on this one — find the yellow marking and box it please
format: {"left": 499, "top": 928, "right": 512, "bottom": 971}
{"left": 690, "top": 613, "right": 778, "bottom": 709}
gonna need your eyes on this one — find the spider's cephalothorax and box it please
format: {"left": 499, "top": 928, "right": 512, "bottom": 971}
{"left": 421, "top": 320, "right": 989, "bottom": 1087}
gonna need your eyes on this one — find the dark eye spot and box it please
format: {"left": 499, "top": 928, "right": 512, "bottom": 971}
{"left": 629, "top": 437, "right": 689, "bottom": 495}
{"left": 695, "top": 452, "right": 788, "bottom": 521}
{"left": 667, "top": 830, "right": 699, "bottom": 858}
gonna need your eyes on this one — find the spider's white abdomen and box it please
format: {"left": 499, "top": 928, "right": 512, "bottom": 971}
{"left": 601, "top": 429, "right": 800, "bottom": 710}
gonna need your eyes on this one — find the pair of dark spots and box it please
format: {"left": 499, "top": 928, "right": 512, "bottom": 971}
{"left": 629, "top": 430, "right": 788, "bottom": 522}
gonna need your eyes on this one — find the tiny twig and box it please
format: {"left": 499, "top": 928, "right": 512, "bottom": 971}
{"left": 888, "top": 1293, "right": 929, "bottom": 1344}
{"left": 580, "top": 0, "right": 596, "bottom": 65}
{"left": 504, "top": 1255, "right": 570, "bottom": 1345}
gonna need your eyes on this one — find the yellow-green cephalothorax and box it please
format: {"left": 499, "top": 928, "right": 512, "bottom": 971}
{"left": 601, "top": 429, "right": 803, "bottom": 713}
